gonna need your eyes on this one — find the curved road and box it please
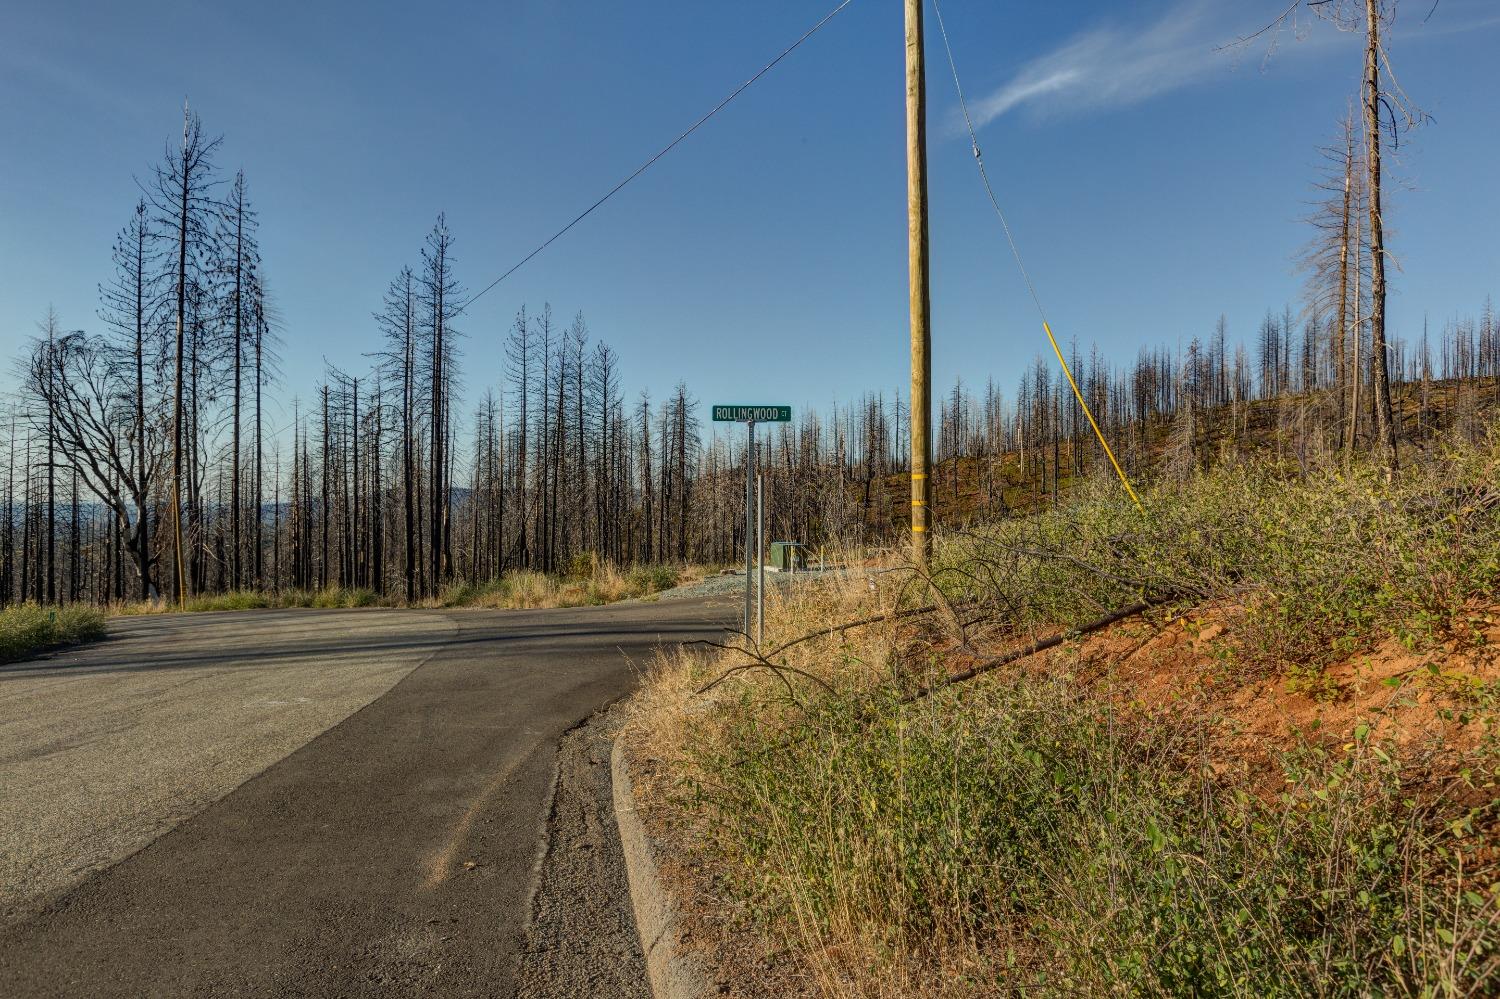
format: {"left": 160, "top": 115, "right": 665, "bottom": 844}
{"left": 0, "top": 597, "right": 730, "bottom": 997}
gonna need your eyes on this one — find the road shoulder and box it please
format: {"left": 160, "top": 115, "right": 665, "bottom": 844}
{"left": 517, "top": 709, "right": 652, "bottom": 998}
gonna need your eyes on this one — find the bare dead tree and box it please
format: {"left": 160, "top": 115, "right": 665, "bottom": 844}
{"left": 150, "top": 103, "right": 224, "bottom": 602}
{"left": 1229, "top": 0, "right": 1431, "bottom": 469}
{"left": 419, "top": 216, "right": 461, "bottom": 594}
{"left": 98, "top": 199, "right": 167, "bottom": 597}
{"left": 216, "top": 170, "right": 260, "bottom": 589}
{"left": 26, "top": 331, "right": 166, "bottom": 596}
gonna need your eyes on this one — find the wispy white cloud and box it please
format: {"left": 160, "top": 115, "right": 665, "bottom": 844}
{"left": 964, "top": 1, "right": 1232, "bottom": 125}
{"left": 960, "top": 0, "right": 1498, "bottom": 129}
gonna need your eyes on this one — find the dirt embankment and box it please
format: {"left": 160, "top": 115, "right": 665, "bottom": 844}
{"left": 1051, "top": 600, "right": 1500, "bottom": 795}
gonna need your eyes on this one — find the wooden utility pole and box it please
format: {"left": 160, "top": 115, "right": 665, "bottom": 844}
{"left": 906, "top": 0, "right": 932, "bottom": 567}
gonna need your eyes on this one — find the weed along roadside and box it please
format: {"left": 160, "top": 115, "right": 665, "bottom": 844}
{"left": 104, "top": 561, "right": 705, "bottom": 617}
{"left": 0, "top": 604, "right": 107, "bottom": 663}
{"left": 618, "top": 433, "right": 1500, "bottom": 997}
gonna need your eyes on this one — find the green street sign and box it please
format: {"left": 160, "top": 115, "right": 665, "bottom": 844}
{"left": 712, "top": 405, "right": 791, "bottom": 423}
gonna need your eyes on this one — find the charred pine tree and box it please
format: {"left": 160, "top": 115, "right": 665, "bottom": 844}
{"left": 377, "top": 267, "right": 420, "bottom": 600}
{"left": 151, "top": 104, "right": 223, "bottom": 604}
{"left": 534, "top": 304, "right": 554, "bottom": 572}
{"left": 320, "top": 384, "right": 331, "bottom": 590}
{"left": 420, "top": 217, "right": 461, "bottom": 594}
{"left": 218, "top": 171, "right": 260, "bottom": 588}
{"left": 369, "top": 376, "right": 384, "bottom": 595}
{"left": 569, "top": 317, "right": 588, "bottom": 560}
{"left": 3, "top": 411, "right": 14, "bottom": 605}
{"left": 251, "top": 283, "right": 274, "bottom": 588}
{"left": 1361, "top": 0, "right": 1399, "bottom": 470}
{"left": 506, "top": 307, "right": 532, "bottom": 570}
{"left": 99, "top": 199, "right": 164, "bottom": 598}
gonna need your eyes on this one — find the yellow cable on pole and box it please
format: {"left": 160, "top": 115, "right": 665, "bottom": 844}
{"left": 1043, "top": 322, "right": 1144, "bottom": 513}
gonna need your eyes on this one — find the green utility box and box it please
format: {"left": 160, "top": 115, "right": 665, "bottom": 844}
{"left": 769, "top": 541, "right": 807, "bottom": 572}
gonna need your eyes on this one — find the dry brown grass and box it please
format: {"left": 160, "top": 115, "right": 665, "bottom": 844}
{"left": 108, "top": 561, "right": 710, "bottom": 617}
{"left": 431, "top": 561, "right": 706, "bottom": 610}
{"left": 625, "top": 557, "right": 883, "bottom": 760}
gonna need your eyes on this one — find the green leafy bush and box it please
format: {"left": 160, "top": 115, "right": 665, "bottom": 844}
{"left": 627, "top": 564, "right": 681, "bottom": 595}
{"left": 931, "top": 433, "right": 1500, "bottom": 672}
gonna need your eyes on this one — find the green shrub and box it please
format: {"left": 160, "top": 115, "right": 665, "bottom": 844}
{"left": 439, "top": 581, "right": 481, "bottom": 606}
{"left": 0, "top": 603, "right": 108, "bottom": 662}
{"left": 182, "top": 590, "right": 272, "bottom": 612}
{"left": 628, "top": 564, "right": 680, "bottom": 595}
{"left": 306, "top": 587, "right": 376, "bottom": 608}
{"left": 567, "top": 551, "right": 599, "bottom": 580}
{"left": 436, "top": 563, "right": 684, "bottom": 609}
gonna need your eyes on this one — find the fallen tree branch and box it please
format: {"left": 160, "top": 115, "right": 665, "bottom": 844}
{"left": 716, "top": 596, "right": 1176, "bottom": 770}
{"left": 690, "top": 602, "right": 964, "bottom": 701}
{"left": 694, "top": 641, "right": 840, "bottom": 700}
{"left": 688, "top": 602, "right": 946, "bottom": 664}
{"left": 696, "top": 661, "right": 839, "bottom": 701}
{"left": 1006, "top": 544, "right": 1207, "bottom": 601}
{"left": 898, "top": 599, "right": 1163, "bottom": 707}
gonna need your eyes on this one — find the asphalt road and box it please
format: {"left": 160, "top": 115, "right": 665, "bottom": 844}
{"left": 0, "top": 597, "right": 730, "bottom": 997}
{"left": 1, "top": 610, "right": 458, "bottom": 922}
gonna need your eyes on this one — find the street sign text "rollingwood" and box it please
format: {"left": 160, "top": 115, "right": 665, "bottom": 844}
{"left": 712, "top": 405, "right": 791, "bottom": 423}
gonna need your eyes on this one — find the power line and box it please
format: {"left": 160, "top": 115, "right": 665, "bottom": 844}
{"left": 927, "top": 0, "right": 1143, "bottom": 512}
{"left": 456, "top": 0, "right": 860, "bottom": 318}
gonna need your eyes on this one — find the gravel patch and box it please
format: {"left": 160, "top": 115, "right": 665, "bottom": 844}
{"left": 652, "top": 566, "right": 851, "bottom": 603}
{"left": 517, "top": 711, "right": 649, "bottom": 998}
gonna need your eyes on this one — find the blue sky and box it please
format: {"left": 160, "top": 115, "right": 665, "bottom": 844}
{"left": 1, "top": 0, "right": 1496, "bottom": 446}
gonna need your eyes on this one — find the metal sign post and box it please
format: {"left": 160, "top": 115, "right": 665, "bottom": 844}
{"left": 756, "top": 471, "right": 765, "bottom": 648}
{"left": 744, "top": 420, "right": 755, "bottom": 640}
{"left": 713, "top": 405, "right": 791, "bottom": 646}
